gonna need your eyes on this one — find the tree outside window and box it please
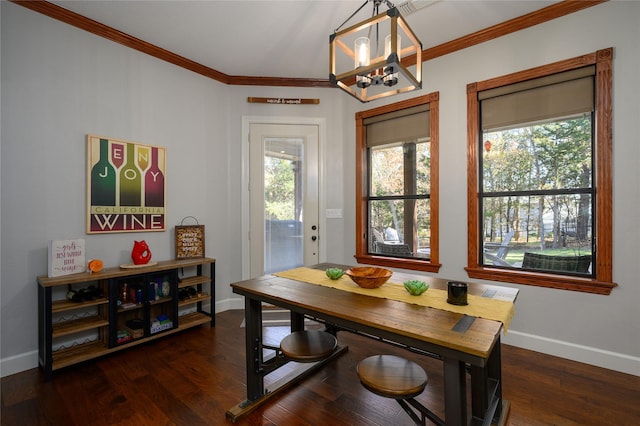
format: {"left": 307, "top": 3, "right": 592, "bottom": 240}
{"left": 481, "top": 116, "right": 593, "bottom": 273}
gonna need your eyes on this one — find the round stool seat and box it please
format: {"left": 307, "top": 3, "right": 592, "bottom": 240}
{"left": 357, "top": 355, "right": 428, "bottom": 399}
{"left": 280, "top": 330, "right": 338, "bottom": 362}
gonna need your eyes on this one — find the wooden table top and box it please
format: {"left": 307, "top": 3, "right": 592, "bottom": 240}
{"left": 231, "top": 264, "right": 518, "bottom": 362}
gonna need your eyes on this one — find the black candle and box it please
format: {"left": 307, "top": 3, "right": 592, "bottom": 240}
{"left": 447, "top": 281, "right": 468, "bottom": 305}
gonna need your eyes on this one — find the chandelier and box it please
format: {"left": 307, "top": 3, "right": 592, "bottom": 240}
{"left": 329, "top": 0, "right": 422, "bottom": 102}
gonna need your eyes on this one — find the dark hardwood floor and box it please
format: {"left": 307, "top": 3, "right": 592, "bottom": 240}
{"left": 2, "top": 310, "right": 638, "bottom": 425}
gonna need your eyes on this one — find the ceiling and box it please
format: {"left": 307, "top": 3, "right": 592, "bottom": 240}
{"left": 47, "top": 0, "right": 563, "bottom": 81}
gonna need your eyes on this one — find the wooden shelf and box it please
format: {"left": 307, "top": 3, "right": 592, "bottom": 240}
{"left": 179, "top": 275, "right": 211, "bottom": 288}
{"left": 52, "top": 316, "right": 109, "bottom": 338}
{"left": 178, "top": 293, "right": 211, "bottom": 307}
{"left": 52, "top": 340, "right": 109, "bottom": 370}
{"left": 117, "top": 303, "right": 144, "bottom": 312}
{"left": 38, "top": 258, "right": 216, "bottom": 287}
{"left": 52, "top": 297, "right": 109, "bottom": 313}
{"left": 149, "top": 296, "right": 173, "bottom": 306}
{"left": 178, "top": 312, "right": 212, "bottom": 329}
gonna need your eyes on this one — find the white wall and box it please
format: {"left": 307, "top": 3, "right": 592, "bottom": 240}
{"left": 2, "top": 1, "right": 638, "bottom": 378}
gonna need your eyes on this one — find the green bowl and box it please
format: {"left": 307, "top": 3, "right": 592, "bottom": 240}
{"left": 403, "top": 280, "right": 429, "bottom": 296}
{"left": 325, "top": 268, "right": 345, "bottom": 280}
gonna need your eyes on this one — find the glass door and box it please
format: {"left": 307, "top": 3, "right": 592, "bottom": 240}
{"left": 249, "top": 123, "right": 319, "bottom": 277}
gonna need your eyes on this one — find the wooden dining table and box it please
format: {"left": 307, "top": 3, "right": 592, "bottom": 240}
{"left": 226, "top": 264, "right": 518, "bottom": 425}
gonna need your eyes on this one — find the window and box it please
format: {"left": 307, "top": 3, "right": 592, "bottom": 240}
{"left": 355, "top": 93, "right": 440, "bottom": 273}
{"left": 466, "top": 48, "right": 616, "bottom": 294}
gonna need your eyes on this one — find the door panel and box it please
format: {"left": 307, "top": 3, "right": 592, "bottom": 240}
{"left": 249, "top": 123, "right": 319, "bottom": 278}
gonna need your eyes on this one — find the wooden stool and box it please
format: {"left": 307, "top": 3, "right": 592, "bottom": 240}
{"left": 280, "top": 330, "right": 338, "bottom": 362}
{"left": 357, "top": 355, "right": 444, "bottom": 426}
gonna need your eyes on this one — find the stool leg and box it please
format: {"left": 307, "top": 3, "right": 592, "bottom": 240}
{"left": 397, "top": 399, "right": 425, "bottom": 425}
{"left": 290, "top": 311, "right": 304, "bottom": 332}
{"left": 404, "top": 398, "right": 446, "bottom": 426}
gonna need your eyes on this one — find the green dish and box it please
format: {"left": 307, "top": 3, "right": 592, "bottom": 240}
{"left": 404, "top": 280, "right": 429, "bottom": 296}
{"left": 325, "top": 268, "right": 345, "bottom": 280}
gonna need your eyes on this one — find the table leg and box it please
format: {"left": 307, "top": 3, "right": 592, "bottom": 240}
{"left": 244, "top": 297, "right": 264, "bottom": 401}
{"left": 488, "top": 337, "right": 503, "bottom": 424}
{"left": 471, "top": 336, "right": 504, "bottom": 425}
{"left": 444, "top": 357, "right": 467, "bottom": 426}
{"left": 470, "top": 363, "right": 489, "bottom": 422}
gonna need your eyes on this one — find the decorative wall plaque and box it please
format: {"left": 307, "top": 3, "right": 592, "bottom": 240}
{"left": 175, "top": 225, "right": 205, "bottom": 259}
{"left": 247, "top": 97, "right": 319, "bottom": 105}
{"left": 48, "top": 238, "right": 86, "bottom": 277}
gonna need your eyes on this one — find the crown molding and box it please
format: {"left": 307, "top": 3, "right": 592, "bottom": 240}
{"left": 11, "top": 0, "right": 607, "bottom": 88}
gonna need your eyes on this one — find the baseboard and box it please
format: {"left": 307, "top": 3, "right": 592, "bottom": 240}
{"left": 0, "top": 350, "right": 38, "bottom": 378}
{"left": 219, "top": 297, "right": 245, "bottom": 311}
{"left": 503, "top": 330, "right": 640, "bottom": 376}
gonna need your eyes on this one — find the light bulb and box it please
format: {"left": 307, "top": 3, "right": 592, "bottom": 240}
{"left": 384, "top": 34, "right": 401, "bottom": 59}
{"left": 354, "top": 37, "right": 370, "bottom": 68}
{"left": 384, "top": 34, "right": 401, "bottom": 86}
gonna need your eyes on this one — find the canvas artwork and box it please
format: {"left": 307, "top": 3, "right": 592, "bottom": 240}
{"left": 87, "top": 135, "right": 166, "bottom": 233}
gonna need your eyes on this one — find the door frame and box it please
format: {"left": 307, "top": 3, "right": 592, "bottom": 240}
{"left": 241, "top": 116, "right": 327, "bottom": 280}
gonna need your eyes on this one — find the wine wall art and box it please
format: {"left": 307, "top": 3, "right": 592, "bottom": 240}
{"left": 87, "top": 135, "right": 166, "bottom": 233}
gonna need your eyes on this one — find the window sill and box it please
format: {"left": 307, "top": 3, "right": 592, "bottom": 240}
{"left": 465, "top": 266, "right": 617, "bottom": 295}
{"left": 355, "top": 254, "right": 442, "bottom": 273}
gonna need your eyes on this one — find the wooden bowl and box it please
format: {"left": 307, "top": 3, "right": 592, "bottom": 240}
{"left": 345, "top": 267, "right": 392, "bottom": 289}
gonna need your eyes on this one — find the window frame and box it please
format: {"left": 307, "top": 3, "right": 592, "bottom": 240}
{"left": 466, "top": 48, "right": 616, "bottom": 294}
{"left": 355, "top": 93, "right": 441, "bottom": 273}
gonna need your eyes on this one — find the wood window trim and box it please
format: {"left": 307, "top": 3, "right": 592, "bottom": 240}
{"left": 465, "top": 48, "right": 617, "bottom": 295}
{"left": 355, "top": 93, "right": 441, "bottom": 273}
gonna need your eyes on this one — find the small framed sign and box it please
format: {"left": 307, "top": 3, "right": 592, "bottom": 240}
{"left": 247, "top": 97, "right": 319, "bottom": 105}
{"left": 48, "top": 238, "right": 86, "bottom": 277}
{"left": 175, "top": 225, "right": 205, "bottom": 259}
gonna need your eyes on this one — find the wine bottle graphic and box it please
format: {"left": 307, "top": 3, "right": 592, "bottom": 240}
{"left": 145, "top": 147, "right": 165, "bottom": 207}
{"left": 91, "top": 138, "right": 116, "bottom": 205}
{"left": 137, "top": 146, "right": 150, "bottom": 172}
{"left": 111, "top": 143, "right": 125, "bottom": 169}
{"left": 119, "top": 143, "right": 142, "bottom": 206}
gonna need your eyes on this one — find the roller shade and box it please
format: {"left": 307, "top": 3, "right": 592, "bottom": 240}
{"left": 480, "top": 66, "right": 595, "bottom": 131}
{"left": 365, "top": 104, "right": 430, "bottom": 147}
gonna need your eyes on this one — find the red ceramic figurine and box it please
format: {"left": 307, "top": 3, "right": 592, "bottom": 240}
{"left": 131, "top": 240, "right": 152, "bottom": 265}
